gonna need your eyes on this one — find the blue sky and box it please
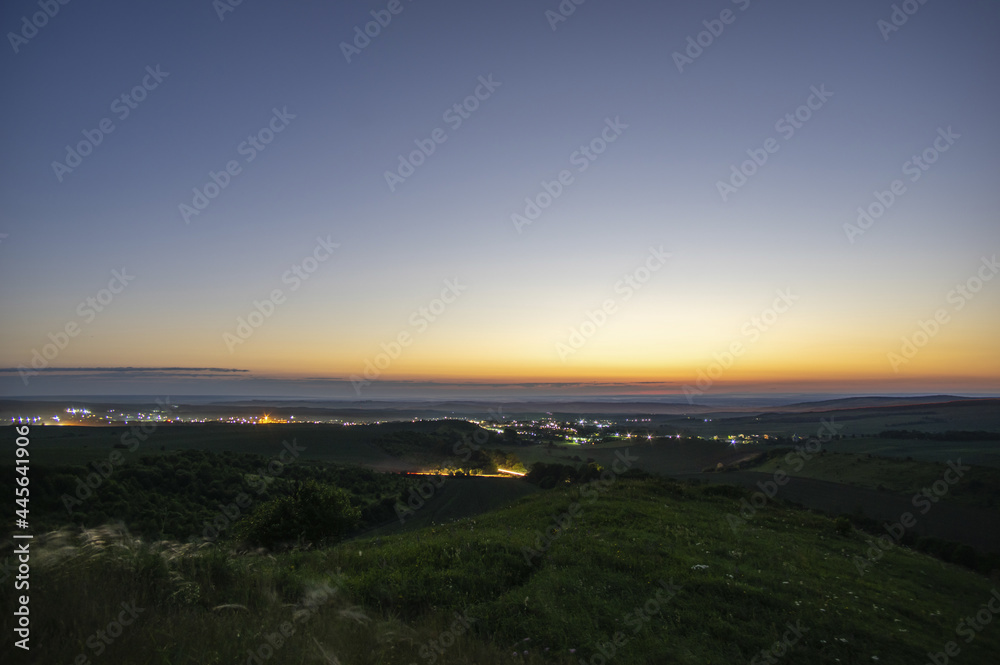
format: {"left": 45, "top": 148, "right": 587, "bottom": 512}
{"left": 1, "top": 0, "right": 998, "bottom": 399}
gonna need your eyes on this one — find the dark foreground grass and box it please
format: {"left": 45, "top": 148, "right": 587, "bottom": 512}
{"left": 3, "top": 477, "right": 998, "bottom": 664}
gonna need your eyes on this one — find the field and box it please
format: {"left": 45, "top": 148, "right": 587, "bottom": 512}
{"left": 496, "top": 437, "right": 742, "bottom": 475}
{"left": 823, "top": 436, "right": 1000, "bottom": 468}
{"left": 4, "top": 475, "right": 999, "bottom": 664}
{"left": 10, "top": 417, "right": 1000, "bottom": 555}
{"left": 356, "top": 476, "right": 539, "bottom": 539}
{"left": 5, "top": 400, "right": 1000, "bottom": 664}
{"left": 670, "top": 399, "right": 1000, "bottom": 438}
{"left": 749, "top": 451, "right": 1000, "bottom": 509}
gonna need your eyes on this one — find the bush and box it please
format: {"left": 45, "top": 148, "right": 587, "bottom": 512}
{"left": 233, "top": 480, "right": 360, "bottom": 548}
{"left": 950, "top": 544, "right": 978, "bottom": 569}
{"left": 525, "top": 462, "right": 578, "bottom": 489}
{"left": 701, "top": 484, "right": 747, "bottom": 500}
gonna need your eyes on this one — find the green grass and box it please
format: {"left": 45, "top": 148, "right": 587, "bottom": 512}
{"left": 4, "top": 477, "right": 999, "bottom": 664}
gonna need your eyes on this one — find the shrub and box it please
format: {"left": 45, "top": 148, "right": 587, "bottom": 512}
{"left": 233, "top": 480, "right": 360, "bottom": 548}
{"left": 701, "top": 484, "right": 747, "bottom": 500}
{"left": 950, "top": 544, "right": 978, "bottom": 569}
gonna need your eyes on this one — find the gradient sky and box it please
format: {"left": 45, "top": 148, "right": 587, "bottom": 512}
{"left": 1, "top": 0, "right": 998, "bottom": 399}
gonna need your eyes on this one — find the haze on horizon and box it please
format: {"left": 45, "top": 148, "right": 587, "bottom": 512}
{"left": 1, "top": 0, "right": 998, "bottom": 400}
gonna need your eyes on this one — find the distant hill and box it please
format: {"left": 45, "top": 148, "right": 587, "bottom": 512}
{"left": 773, "top": 395, "right": 975, "bottom": 411}
{"left": 699, "top": 398, "right": 1000, "bottom": 436}
{"left": 3, "top": 395, "right": 996, "bottom": 427}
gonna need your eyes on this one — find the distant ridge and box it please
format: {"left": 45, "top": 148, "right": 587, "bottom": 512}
{"left": 775, "top": 395, "right": 974, "bottom": 411}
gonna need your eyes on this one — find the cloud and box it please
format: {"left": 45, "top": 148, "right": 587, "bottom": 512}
{"left": 0, "top": 366, "right": 248, "bottom": 374}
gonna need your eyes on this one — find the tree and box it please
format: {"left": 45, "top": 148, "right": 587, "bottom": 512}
{"left": 234, "top": 480, "right": 360, "bottom": 548}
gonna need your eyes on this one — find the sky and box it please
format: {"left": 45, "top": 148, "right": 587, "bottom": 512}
{"left": 1, "top": 0, "right": 998, "bottom": 400}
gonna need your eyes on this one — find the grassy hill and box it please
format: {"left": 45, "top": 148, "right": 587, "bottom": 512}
{"left": 5, "top": 475, "right": 999, "bottom": 664}
{"left": 681, "top": 399, "right": 1000, "bottom": 438}
{"left": 822, "top": 436, "right": 1000, "bottom": 468}
{"left": 748, "top": 451, "right": 1000, "bottom": 510}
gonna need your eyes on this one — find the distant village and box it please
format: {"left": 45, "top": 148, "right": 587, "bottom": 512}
{"left": 8, "top": 406, "right": 774, "bottom": 447}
